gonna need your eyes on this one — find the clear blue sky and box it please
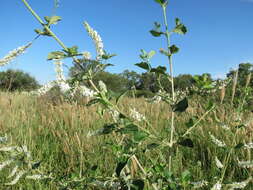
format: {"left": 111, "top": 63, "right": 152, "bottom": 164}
{"left": 1, "top": 0, "right": 253, "bottom": 84}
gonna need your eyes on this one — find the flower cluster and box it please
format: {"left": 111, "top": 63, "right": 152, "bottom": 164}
{"left": 130, "top": 108, "right": 146, "bottom": 122}
{"left": 84, "top": 22, "right": 104, "bottom": 60}
{"left": 209, "top": 132, "right": 226, "bottom": 147}
{"left": 0, "top": 42, "right": 32, "bottom": 66}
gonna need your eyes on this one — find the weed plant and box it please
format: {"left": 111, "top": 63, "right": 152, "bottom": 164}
{"left": 0, "top": 0, "right": 252, "bottom": 189}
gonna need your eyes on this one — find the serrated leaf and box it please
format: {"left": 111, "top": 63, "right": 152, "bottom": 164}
{"left": 178, "top": 138, "right": 194, "bottom": 148}
{"left": 47, "top": 51, "right": 66, "bottom": 60}
{"left": 169, "top": 45, "right": 180, "bottom": 54}
{"left": 173, "top": 97, "right": 188, "bottom": 112}
{"left": 135, "top": 62, "right": 151, "bottom": 71}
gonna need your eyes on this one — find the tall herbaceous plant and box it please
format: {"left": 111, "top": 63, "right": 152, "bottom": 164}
{"left": 0, "top": 0, "right": 252, "bottom": 189}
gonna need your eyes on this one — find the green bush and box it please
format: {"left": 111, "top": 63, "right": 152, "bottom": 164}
{"left": 0, "top": 69, "right": 39, "bottom": 91}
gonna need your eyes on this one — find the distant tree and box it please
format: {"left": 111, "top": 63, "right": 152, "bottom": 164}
{"left": 120, "top": 70, "right": 141, "bottom": 89}
{"left": 93, "top": 71, "right": 128, "bottom": 93}
{"left": 227, "top": 63, "right": 253, "bottom": 87}
{"left": 136, "top": 72, "right": 159, "bottom": 93}
{"left": 0, "top": 69, "right": 39, "bottom": 91}
{"left": 174, "top": 74, "right": 194, "bottom": 90}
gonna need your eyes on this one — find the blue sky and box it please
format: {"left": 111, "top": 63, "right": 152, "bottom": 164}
{"left": 1, "top": 0, "right": 253, "bottom": 84}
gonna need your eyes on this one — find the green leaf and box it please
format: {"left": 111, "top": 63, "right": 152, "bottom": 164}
{"left": 34, "top": 28, "right": 51, "bottom": 36}
{"left": 118, "top": 124, "right": 138, "bottom": 134}
{"left": 47, "top": 51, "right": 66, "bottom": 60}
{"left": 102, "top": 52, "right": 117, "bottom": 60}
{"left": 185, "top": 116, "right": 198, "bottom": 128}
{"left": 44, "top": 16, "right": 61, "bottom": 25}
{"left": 173, "top": 97, "right": 188, "bottom": 112}
{"left": 173, "top": 18, "right": 187, "bottom": 35}
{"left": 135, "top": 62, "right": 151, "bottom": 71}
{"left": 150, "top": 22, "right": 164, "bottom": 37}
{"left": 150, "top": 30, "right": 163, "bottom": 37}
{"left": 147, "top": 143, "right": 160, "bottom": 150}
{"left": 64, "top": 46, "right": 79, "bottom": 57}
{"left": 131, "top": 179, "right": 145, "bottom": 190}
{"left": 181, "top": 170, "right": 192, "bottom": 182}
{"left": 154, "top": 0, "right": 168, "bottom": 6}
{"left": 169, "top": 45, "right": 180, "bottom": 54}
{"left": 32, "top": 161, "right": 41, "bottom": 169}
{"left": 148, "top": 50, "right": 156, "bottom": 59}
{"left": 133, "top": 131, "right": 149, "bottom": 142}
{"left": 178, "top": 138, "right": 194, "bottom": 148}
{"left": 150, "top": 66, "right": 167, "bottom": 75}
{"left": 86, "top": 98, "right": 100, "bottom": 106}
{"left": 159, "top": 48, "right": 170, "bottom": 56}
{"left": 116, "top": 90, "right": 129, "bottom": 105}
{"left": 95, "top": 123, "right": 117, "bottom": 135}
{"left": 115, "top": 161, "right": 128, "bottom": 177}
{"left": 234, "top": 143, "right": 244, "bottom": 149}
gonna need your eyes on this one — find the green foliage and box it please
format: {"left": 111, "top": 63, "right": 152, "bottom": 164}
{"left": 0, "top": 69, "right": 39, "bottom": 91}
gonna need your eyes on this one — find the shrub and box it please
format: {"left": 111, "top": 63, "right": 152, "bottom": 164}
{"left": 0, "top": 69, "right": 39, "bottom": 91}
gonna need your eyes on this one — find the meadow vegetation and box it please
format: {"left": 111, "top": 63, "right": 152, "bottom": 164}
{"left": 0, "top": 0, "right": 253, "bottom": 189}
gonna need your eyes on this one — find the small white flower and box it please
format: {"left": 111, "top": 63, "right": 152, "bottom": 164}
{"left": 0, "top": 43, "right": 32, "bottom": 66}
{"left": 0, "top": 159, "right": 14, "bottom": 171}
{"left": 130, "top": 108, "right": 146, "bottom": 122}
{"left": 238, "top": 160, "right": 253, "bottom": 168}
{"left": 98, "top": 81, "right": 107, "bottom": 93}
{"left": 84, "top": 22, "right": 104, "bottom": 60}
{"left": 0, "top": 146, "right": 17, "bottom": 152}
{"left": 79, "top": 85, "right": 96, "bottom": 98}
{"left": 244, "top": 143, "right": 253, "bottom": 149}
{"left": 191, "top": 180, "right": 208, "bottom": 188}
{"left": 215, "top": 156, "right": 224, "bottom": 169}
{"left": 211, "top": 181, "right": 222, "bottom": 190}
{"left": 58, "top": 82, "right": 71, "bottom": 93}
{"left": 209, "top": 132, "right": 226, "bottom": 147}
{"left": 108, "top": 109, "right": 120, "bottom": 122}
{"left": 54, "top": 61, "right": 66, "bottom": 82}
{"left": 26, "top": 174, "right": 51, "bottom": 180}
{"left": 33, "top": 81, "right": 56, "bottom": 96}
{"left": 0, "top": 134, "right": 8, "bottom": 143}
{"left": 5, "top": 170, "right": 26, "bottom": 185}
{"left": 227, "top": 179, "right": 250, "bottom": 189}
{"left": 8, "top": 166, "right": 19, "bottom": 178}
{"left": 82, "top": 51, "right": 91, "bottom": 59}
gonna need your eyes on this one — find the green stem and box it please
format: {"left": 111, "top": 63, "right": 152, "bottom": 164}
{"left": 21, "top": 0, "right": 68, "bottom": 51}
{"left": 162, "top": 4, "right": 175, "bottom": 172}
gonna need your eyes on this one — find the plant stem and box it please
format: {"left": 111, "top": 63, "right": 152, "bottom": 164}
{"left": 21, "top": 0, "right": 68, "bottom": 51}
{"left": 162, "top": 4, "right": 175, "bottom": 172}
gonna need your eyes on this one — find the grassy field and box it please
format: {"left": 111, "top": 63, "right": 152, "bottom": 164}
{"left": 0, "top": 92, "right": 252, "bottom": 189}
